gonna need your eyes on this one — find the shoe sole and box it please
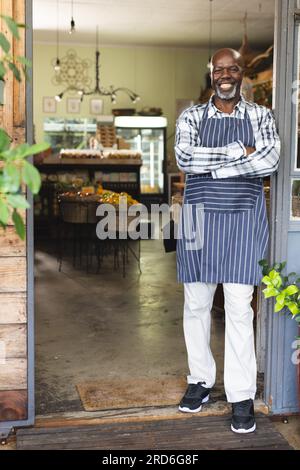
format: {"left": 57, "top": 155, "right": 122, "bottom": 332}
{"left": 231, "top": 422, "right": 256, "bottom": 434}
{"left": 178, "top": 394, "right": 209, "bottom": 413}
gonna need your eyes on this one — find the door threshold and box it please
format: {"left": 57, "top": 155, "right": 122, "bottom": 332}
{"left": 35, "top": 399, "right": 269, "bottom": 429}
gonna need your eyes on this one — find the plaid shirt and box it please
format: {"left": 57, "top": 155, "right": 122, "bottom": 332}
{"left": 175, "top": 95, "right": 280, "bottom": 178}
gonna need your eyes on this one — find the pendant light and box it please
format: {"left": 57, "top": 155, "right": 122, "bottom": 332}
{"left": 54, "top": 0, "right": 60, "bottom": 72}
{"left": 55, "top": 26, "right": 140, "bottom": 104}
{"left": 69, "top": 0, "right": 76, "bottom": 34}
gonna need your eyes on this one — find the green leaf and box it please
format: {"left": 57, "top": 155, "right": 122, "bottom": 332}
{"left": 8, "top": 62, "right": 21, "bottom": 82}
{"left": 3, "top": 163, "right": 20, "bottom": 192}
{"left": 7, "top": 194, "right": 30, "bottom": 209}
{"left": 263, "top": 287, "right": 279, "bottom": 298}
{"left": 1, "top": 146, "right": 19, "bottom": 161}
{"left": 258, "top": 259, "right": 268, "bottom": 267}
{"left": 0, "top": 197, "right": 9, "bottom": 224}
{"left": 262, "top": 275, "right": 272, "bottom": 286}
{"left": 12, "top": 209, "right": 25, "bottom": 240}
{"left": 16, "top": 142, "right": 50, "bottom": 159}
{"left": 0, "top": 128, "right": 10, "bottom": 152}
{"left": 279, "top": 261, "right": 287, "bottom": 271}
{"left": 16, "top": 56, "right": 31, "bottom": 68}
{"left": 286, "top": 302, "right": 300, "bottom": 316}
{"left": 0, "top": 32, "right": 10, "bottom": 53}
{"left": 275, "top": 293, "right": 286, "bottom": 306}
{"left": 1, "top": 15, "right": 20, "bottom": 39}
{"left": 269, "top": 270, "right": 278, "bottom": 280}
{"left": 27, "top": 142, "right": 50, "bottom": 156}
{"left": 21, "top": 65, "right": 29, "bottom": 81}
{"left": 274, "top": 302, "right": 284, "bottom": 312}
{"left": 22, "top": 161, "right": 41, "bottom": 194}
{"left": 269, "top": 270, "right": 282, "bottom": 288}
{"left": 2, "top": 142, "right": 48, "bottom": 161}
{"left": 0, "top": 63, "right": 6, "bottom": 79}
{"left": 284, "top": 285, "right": 299, "bottom": 296}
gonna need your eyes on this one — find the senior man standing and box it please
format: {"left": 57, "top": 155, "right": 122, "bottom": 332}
{"left": 175, "top": 48, "right": 280, "bottom": 433}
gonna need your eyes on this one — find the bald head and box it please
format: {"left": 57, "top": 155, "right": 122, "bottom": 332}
{"left": 210, "top": 48, "right": 245, "bottom": 72}
{"left": 209, "top": 48, "right": 244, "bottom": 102}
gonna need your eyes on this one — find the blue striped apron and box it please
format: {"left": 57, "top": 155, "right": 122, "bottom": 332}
{"left": 176, "top": 104, "right": 268, "bottom": 286}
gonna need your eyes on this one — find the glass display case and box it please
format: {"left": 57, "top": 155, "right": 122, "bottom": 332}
{"left": 43, "top": 118, "right": 97, "bottom": 154}
{"left": 115, "top": 116, "right": 167, "bottom": 201}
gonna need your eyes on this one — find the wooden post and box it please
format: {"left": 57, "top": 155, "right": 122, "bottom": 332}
{"left": 0, "top": 0, "right": 28, "bottom": 421}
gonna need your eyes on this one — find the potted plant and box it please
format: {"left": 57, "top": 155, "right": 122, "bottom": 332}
{"left": 259, "top": 259, "right": 300, "bottom": 405}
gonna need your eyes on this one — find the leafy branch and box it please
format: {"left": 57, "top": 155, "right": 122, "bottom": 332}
{"left": 0, "top": 16, "right": 49, "bottom": 239}
{"left": 0, "top": 15, "right": 30, "bottom": 82}
{"left": 259, "top": 259, "right": 300, "bottom": 322}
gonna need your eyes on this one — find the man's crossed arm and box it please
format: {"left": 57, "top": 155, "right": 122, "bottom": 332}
{"left": 175, "top": 108, "right": 280, "bottom": 178}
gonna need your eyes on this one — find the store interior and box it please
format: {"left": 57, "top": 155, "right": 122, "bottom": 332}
{"left": 32, "top": 0, "right": 275, "bottom": 416}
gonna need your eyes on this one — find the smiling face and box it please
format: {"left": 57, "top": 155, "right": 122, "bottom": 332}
{"left": 210, "top": 49, "right": 244, "bottom": 101}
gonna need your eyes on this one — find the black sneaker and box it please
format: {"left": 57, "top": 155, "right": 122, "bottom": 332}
{"left": 178, "top": 382, "right": 210, "bottom": 413}
{"left": 231, "top": 399, "right": 256, "bottom": 433}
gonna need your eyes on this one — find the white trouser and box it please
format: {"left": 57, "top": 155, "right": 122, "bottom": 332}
{"left": 183, "top": 282, "right": 256, "bottom": 403}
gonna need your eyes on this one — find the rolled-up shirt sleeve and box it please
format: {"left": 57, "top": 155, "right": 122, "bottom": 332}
{"left": 175, "top": 109, "right": 246, "bottom": 174}
{"left": 212, "top": 109, "right": 280, "bottom": 179}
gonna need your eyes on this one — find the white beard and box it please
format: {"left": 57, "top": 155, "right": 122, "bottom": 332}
{"left": 215, "top": 83, "right": 238, "bottom": 100}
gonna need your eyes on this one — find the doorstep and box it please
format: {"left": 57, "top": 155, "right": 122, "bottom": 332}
{"left": 34, "top": 399, "right": 269, "bottom": 429}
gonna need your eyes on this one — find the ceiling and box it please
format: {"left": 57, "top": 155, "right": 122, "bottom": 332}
{"left": 33, "top": 0, "right": 275, "bottom": 48}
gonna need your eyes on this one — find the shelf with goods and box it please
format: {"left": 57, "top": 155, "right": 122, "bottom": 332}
{"left": 34, "top": 157, "right": 142, "bottom": 239}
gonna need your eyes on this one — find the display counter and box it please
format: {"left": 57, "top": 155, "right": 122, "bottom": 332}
{"left": 34, "top": 152, "right": 142, "bottom": 238}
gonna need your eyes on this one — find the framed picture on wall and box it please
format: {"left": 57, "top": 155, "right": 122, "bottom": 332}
{"left": 67, "top": 97, "right": 81, "bottom": 114}
{"left": 43, "top": 96, "right": 56, "bottom": 113}
{"left": 90, "top": 98, "right": 103, "bottom": 115}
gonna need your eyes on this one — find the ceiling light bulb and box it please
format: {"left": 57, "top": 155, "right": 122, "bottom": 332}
{"left": 77, "top": 90, "right": 83, "bottom": 96}
{"left": 54, "top": 58, "right": 61, "bottom": 72}
{"left": 69, "top": 18, "right": 75, "bottom": 34}
{"left": 55, "top": 92, "right": 63, "bottom": 102}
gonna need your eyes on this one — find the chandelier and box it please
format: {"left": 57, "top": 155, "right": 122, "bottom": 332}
{"left": 55, "top": 27, "right": 140, "bottom": 105}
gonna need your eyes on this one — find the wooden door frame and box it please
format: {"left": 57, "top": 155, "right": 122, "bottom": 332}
{"left": 0, "top": 0, "right": 34, "bottom": 441}
{"left": 2, "top": 2, "right": 298, "bottom": 442}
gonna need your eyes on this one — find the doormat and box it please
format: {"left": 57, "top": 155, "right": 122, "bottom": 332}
{"left": 76, "top": 376, "right": 187, "bottom": 411}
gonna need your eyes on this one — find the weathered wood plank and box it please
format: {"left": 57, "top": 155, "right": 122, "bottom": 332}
{"left": 0, "top": 324, "right": 26, "bottom": 358}
{"left": 0, "top": 257, "right": 26, "bottom": 292}
{"left": 0, "top": 227, "right": 26, "bottom": 256}
{"left": 0, "top": 1, "right": 14, "bottom": 137}
{"left": 16, "top": 415, "right": 292, "bottom": 450}
{"left": 0, "top": 293, "right": 26, "bottom": 324}
{"left": 0, "top": 390, "right": 27, "bottom": 421}
{"left": 12, "top": 0, "right": 25, "bottom": 129}
{"left": 0, "top": 358, "right": 27, "bottom": 390}
{"left": 0, "top": 0, "right": 28, "bottom": 423}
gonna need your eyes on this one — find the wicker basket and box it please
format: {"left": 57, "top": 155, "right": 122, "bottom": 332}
{"left": 59, "top": 200, "right": 99, "bottom": 224}
{"left": 59, "top": 197, "right": 139, "bottom": 229}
